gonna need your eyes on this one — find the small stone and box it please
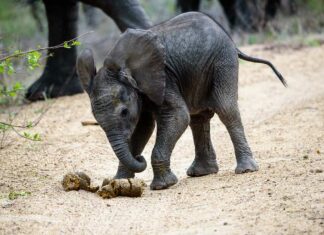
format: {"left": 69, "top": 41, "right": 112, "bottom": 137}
{"left": 315, "top": 169, "right": 323, "bottom": 173}
{"left": 223, "top": 222, "right": 228, "bottom": 226}
{"left": 303, "top": 155, "right": 309, "bottom": 160}
{"left": 1, "top": 199, "right": 14, "bottom": 208}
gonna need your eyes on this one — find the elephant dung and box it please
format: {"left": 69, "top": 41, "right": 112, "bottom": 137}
{"left": 97, "top": 178, "right": 146, "bottom": 199}
{"left": 101, "top": 177, "right": 113, "bottom": 187}
{"left": 62, "top": 172, "right": 99, "bottom": 193}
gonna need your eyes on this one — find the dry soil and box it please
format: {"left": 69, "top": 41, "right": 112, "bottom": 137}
{"left": 0, "top": 44, "right": 323, "bottom": 234}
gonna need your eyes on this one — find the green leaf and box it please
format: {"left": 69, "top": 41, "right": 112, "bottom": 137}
{"left": 13, "top": 82, "right": 23, "bottom": 91}
{"left": 71, "top": 40, "right": 81, "bottom": 46}
{"left": 7, "top": 65, "right": 14, "bottom": 75}
{"left": 13, "top": 50, "right": 22, "bottom": 55}
{"left": 26, "top": 51, "right": 41, "bottom": 70}
{"left": 23, "top": 132, "right": 31, "bottom": 138}
{"left": 33, "top": 133, "right": 41, "bottom": 141}
{"left": 0, "top": 62, "right": 5, "bottom": 74}
{"left": 26, "top": 121, "right": 33, "bottom": 128}
{"left": 0, "top": 123, "right": 11, "bottom": 131}
{"left": 8, "top": 192, "right": 18, "bottom": 200}
{"left": 63, "top": 41, "right": 71, "bottom": 49}
{"left": 8, "top": 91, "right": 16, "bottom": 97}
{"left": 23, "top": 131, "right": 41, "bottom": 141}
{"left": 0, "top": 59, "right": 15, "bottom": 75}
{"left": 20, "top": 191, "right": 31, "bottom": 196}
{"left": 8, "top": 191, "right": 31, "bottom": 200}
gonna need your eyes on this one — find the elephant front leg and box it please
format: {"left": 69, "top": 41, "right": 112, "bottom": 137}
{"left": 26, "top": 0, "right": 83, "bottom": 101}
{"left": 187, "top": 113, "right": 219, "bottom": 177}
{"left": 150, "top": 105, "right": 190, "bottom": 190}
{"left": 114, "top": 112, "right": 155, "bottom": 179}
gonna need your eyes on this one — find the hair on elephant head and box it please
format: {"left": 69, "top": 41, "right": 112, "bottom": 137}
{"left": 77, "top": 29, "right": 166, "bottom": 173}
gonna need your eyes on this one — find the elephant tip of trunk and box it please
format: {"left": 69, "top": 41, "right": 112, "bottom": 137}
{"left": 133, "top": 155, "right": 147, "bottom": 172}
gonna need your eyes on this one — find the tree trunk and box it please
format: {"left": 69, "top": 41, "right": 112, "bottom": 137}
{"left": 26, "top": 0, "right": 151, "bottom": 101}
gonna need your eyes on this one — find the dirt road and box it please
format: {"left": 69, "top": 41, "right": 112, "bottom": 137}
{"left": 0, "top": 44, "right": 323, "bottom": 234}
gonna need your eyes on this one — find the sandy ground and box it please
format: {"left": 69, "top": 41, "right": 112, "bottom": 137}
{"left": 0, "top": 44, "right": 323, "bottom": 234}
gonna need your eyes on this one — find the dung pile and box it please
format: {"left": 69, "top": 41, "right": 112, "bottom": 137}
{"left": 62, "top": 172, "right": 99, "bottom": 192}
{"left": 97, "top": 178, "right": 146, "bottom": 199}
{"left": 62, "top": 172, "right": 146, "bottom": 199}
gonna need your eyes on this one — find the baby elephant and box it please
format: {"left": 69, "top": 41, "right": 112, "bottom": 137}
{"left": 77, "top": 12, "right": 286, "bottom": 190}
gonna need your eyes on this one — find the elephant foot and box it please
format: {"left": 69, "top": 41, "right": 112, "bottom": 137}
{"left": 150, "top": 170, "right": 178, "bottom": 190}
{"left": 151, "top": 162, "right": 178, "bottom": 190}
{"left": 25, "top": 74, "right": 83, "bottom": 101}
{"left": 235, "top": 156, "right": 259, "bottom": 174}
{"left": 187, "top": 158, "right": 219, "bottom": 177}
{"left": 114, "top": 164, "right": 135, "bottom": 179}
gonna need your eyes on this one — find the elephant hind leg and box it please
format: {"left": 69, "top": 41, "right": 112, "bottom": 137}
{"left": 215, "top": 101, "right": 259, "bottom": 174}
{"left": 211, "top": 66, "right": 258, "bottom": 174}
{"left": 187, "top": 111, "right": 219, "bottom": 177}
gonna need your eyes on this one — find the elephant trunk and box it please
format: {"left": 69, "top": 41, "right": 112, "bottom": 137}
{"left": 108, "top": 133, "right": 147, "bottom": 173}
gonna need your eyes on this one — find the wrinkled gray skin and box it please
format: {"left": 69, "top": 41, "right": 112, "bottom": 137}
{"left": 77, "top": 12, "right": 286, "bottom": 190}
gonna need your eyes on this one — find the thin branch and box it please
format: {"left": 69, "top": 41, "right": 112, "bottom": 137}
{"left": 0, "top": 101, "right": 50, "bottom": 147}
{"left": 10, "top": 126, "right": 40, "bottom": 141}
{"left": 0, "top": 31, "right": 93, "bottom": 141}
{"left": 0, "top": 97, "right": 53, "bottom": 129}
{"left": 0, "top": 31, "right": 93, "bottom": 62}
{"left": 0, "top": 106, "right": 19, "bottom": 148}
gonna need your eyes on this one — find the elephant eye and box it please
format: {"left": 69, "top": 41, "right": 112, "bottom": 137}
{"left": 120, "top": 108, "right": 129, "bottom": 118}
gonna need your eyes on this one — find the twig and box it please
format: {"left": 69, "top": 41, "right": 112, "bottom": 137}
{"left": 0, "top": 31, "right": 93, "bottom": 62}
{"left": 0, "top": 104, "right": 50, "bottom": 129}
{"left": 0, "top": 107, "right": 20, "bottom": 148}
{"left": 81, "top": 120, "right": 98, "bottom": 126}
{"left": 10, "top": 126, "right": 40, "bottom": 141}
{"left": 0, "top": 102, "right": 50, "bottom": 147}
{"left": 0, "top": 31, "right": 93, "bottom": 146}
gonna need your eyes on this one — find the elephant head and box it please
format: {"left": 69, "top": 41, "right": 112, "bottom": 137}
{"left": 77, "top": 29, "right": 166, "bottom": 173}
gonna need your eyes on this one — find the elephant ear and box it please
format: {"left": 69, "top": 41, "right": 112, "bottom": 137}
{"left": 77, "top": 49, "right": 96, "bottom": 94}
{"left": 104, "top": 29, "right": 166, "bottom": 105}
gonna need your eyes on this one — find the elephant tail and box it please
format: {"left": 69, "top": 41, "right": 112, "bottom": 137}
{"left": 237, "top": 49, "right": 287, "bottom": 87}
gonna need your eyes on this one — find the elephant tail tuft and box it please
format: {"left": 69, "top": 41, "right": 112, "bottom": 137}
{"left": 237, "top": 49, "right": 287, "bottom": 87}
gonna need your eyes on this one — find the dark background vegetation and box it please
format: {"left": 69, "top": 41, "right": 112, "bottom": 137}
{"left": 0, "top": 0, "right": 323, "bottom": 99}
